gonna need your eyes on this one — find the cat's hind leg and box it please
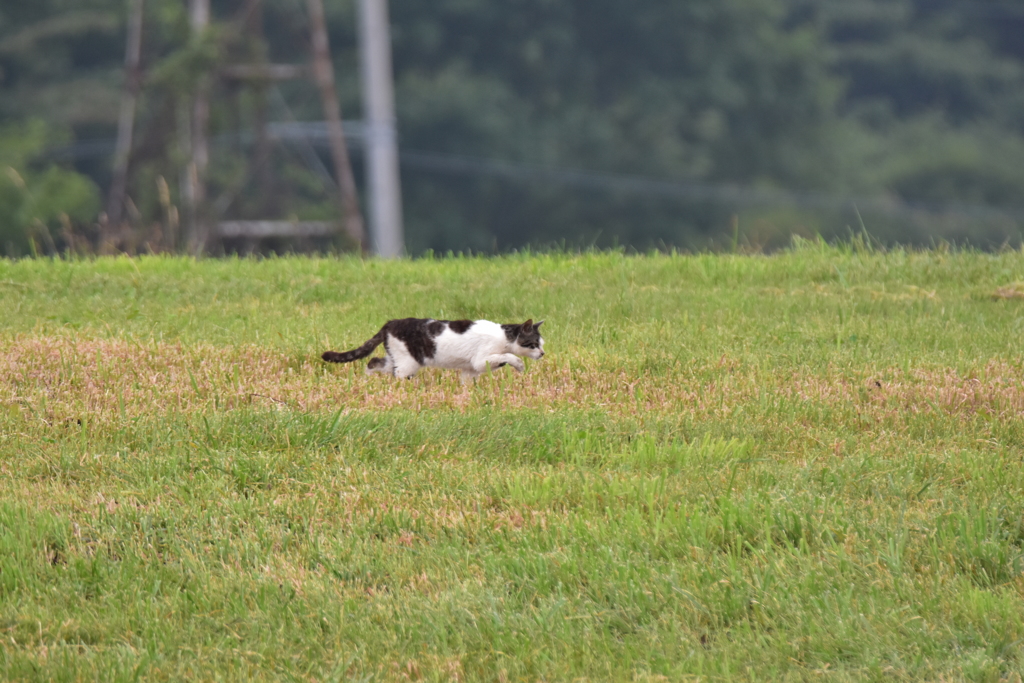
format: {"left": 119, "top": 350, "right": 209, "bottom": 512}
{"left": 365, "top": 356, "right": 392, "bottom": 375}
{"left": 393, "top": 358, "right": 421, "bottom": 380}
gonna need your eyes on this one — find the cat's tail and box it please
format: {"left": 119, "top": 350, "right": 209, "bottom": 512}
{"left": 321, "top": 327, "right": 386, "bottom": 364}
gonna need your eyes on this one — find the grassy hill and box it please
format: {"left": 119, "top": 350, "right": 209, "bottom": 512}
{"left": 2, "top": 245, "right": 1024, "bottom": 680}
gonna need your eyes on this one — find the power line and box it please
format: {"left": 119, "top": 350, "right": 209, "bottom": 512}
{"left": 813, "top": 0, "right": 1024, "bottom": 19}
{"left": 44, "top": 125, "right": 1024, "bottom": 223}
{"left": 396, "top": 150, "right": 1024, "bottom": 222}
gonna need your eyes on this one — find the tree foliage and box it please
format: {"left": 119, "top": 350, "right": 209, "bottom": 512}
{"left": 0, "top": 0, "right": 1022, "bottom": 255}
{"left": 0, "top": 120, "right": 101, "bottom": 256}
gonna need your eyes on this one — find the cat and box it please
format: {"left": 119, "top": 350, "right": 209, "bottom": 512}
{"left": 322, "top": 318, "right": 545, "bottom": 381}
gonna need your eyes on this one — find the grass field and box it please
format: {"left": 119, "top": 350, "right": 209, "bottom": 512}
{"left": 2, "top": 244, "right": 1024, "bottom": 681}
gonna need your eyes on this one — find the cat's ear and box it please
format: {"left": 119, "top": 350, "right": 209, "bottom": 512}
{"left": 522, "top": 319, "right": 533, "bottom": 331}
{"left": 534, "top": 320, "right": 544, "bottom": 329}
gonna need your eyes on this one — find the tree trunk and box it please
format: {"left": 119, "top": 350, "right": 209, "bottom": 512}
{"left": 106, "top": 0, "right": 145, "bottom": 249}
{"left": 307, "top": 0, "right": 367, "bottom": 253}
{"left": 187, "top": 0, "right": 211, "bottom": 255}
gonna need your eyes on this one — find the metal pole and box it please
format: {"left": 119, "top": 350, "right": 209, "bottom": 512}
{"left": 358, "top": 0, "right": 404, "bottom": 258}
{"left": 307, "top": 0, "right": 367, "bottom": 252}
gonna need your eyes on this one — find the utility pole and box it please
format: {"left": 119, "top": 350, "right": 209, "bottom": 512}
{"left": 358, "top": 0, "right": 404, "bottom": 258}
{"left": 308, "top": 0, "right": 367, "bottom": 252}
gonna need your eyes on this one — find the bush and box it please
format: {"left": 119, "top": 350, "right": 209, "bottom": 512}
{"left": 0, "top": 119, "right": 100, "bottom": 257}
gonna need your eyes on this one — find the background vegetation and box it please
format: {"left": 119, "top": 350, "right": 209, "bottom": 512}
{"left": 1, "top": 0, "right": 1024, "bottom": 255}
{"left": 2, "top": 247, "right": 1024, "bottom": 679}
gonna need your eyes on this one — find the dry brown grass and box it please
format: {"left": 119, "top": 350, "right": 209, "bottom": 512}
{"left": 4, "top": 252, "right": 1024, "bottom": 681}
{"left": 4, "top": 335, "right": 1022, "bottom": 430}
{"left": 993, "top": 282, "right": 1024, "bottom": 300}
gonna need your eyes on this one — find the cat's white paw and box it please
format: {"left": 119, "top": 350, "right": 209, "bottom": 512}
{"left": 510, "top": 358, "right": 526, "bottom": 373}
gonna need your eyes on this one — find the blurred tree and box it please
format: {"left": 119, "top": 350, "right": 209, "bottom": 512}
{"left": 819, "top": 0, "right": 1024, "bottom": 127}
{"left": 0, "top": 120, "right": 101, "bottom": 255}
{"left": 389, "top": 0, "right": 848, "bottom": 251}
{"left": 0, "top": 0, "right": 1022, "bottom": 254}
{"left": 813, "top": 0, "right": 1024, "bottom": 248}
{"left": 0, "top": 1, "right": 124, "bottom": 132}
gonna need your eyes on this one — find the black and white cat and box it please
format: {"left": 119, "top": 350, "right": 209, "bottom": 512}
{"left": 322, "top": 318, "right": 545, "bottom": 380}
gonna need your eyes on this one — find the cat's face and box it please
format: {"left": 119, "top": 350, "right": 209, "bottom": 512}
{"left": 512, "top": 319, "right": 545, "bottom": 360}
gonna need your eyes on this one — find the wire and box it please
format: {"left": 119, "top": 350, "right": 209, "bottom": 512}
{"left": 43, "top": 124, "right": 1024, "bottom": 223}
{"left": 396, "top": 149, "right": 1024, "bottom": 222}
{"left": 812, "top": 0, "right": 1024, "bottom": 19}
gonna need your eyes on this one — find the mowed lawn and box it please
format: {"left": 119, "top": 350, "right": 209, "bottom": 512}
{"left": 2, "top": 246, "right": 1024, "bottom": 681}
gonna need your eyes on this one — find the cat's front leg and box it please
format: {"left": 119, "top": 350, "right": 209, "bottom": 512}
{"left": 481, "top": 354, "right": 525, "bottom": 373}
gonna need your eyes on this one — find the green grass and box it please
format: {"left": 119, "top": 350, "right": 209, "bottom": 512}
{"left": 2, "top": 244, "right": 1024, "bottom": 681}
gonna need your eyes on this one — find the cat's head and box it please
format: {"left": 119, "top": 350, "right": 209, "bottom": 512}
{"left": 511, "top": 319, "right": 545, "bottom": 360}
